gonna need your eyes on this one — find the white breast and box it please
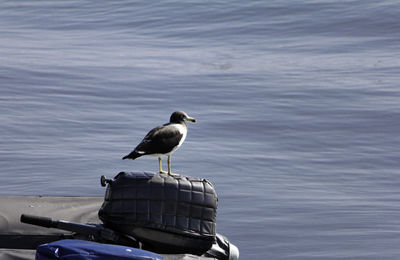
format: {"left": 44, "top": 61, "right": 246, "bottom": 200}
{"left": 169, "top": 123, "right": 187, "bottom": 155}
{"left": 176, "top": 123, "right": 187, "bottom": 147}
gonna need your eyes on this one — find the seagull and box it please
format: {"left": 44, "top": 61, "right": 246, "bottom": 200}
{"left": 122, "top": 111, "right": 196, "bottom": 176}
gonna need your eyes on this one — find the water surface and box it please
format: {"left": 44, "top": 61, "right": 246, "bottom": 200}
{"left": 1, "top": 1, "right": 400, "bottom": 259}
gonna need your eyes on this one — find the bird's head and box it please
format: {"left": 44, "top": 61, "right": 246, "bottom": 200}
{"left": 170, "top": 111, "right": 196, "bottom": 124}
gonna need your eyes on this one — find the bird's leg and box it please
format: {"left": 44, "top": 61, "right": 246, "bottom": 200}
{"left": 159, "top": 157, "right": 167, "bottom": 174}
{"left": 167, "top": 155, "right": 180, "bottom": 177}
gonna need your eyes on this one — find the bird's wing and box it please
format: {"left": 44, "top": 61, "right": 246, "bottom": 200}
{"left": 134, "top": 124, "right": 183, "bottom": 155}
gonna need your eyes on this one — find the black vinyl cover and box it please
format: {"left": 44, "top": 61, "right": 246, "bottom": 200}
{"left": 0, "top": 196, "right": 221, "bottom": 260}
{"left": 98, "top": 172, "right": 218, "bottom": 254}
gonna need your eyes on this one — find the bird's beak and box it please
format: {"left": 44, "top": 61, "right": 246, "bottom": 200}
{"left": 185, "top": 116, "right": 196, "bottom": 123}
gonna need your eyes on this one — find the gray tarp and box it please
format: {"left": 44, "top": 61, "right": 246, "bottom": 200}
{"left": 0, "top": 196, "right": 102, "bottom": 260}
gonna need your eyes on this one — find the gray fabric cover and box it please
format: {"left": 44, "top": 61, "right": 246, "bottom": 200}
{"left": 98, "top": 172, "right": 217, "bottom": 241}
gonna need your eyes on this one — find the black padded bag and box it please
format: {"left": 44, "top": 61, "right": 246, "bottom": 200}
{"left": 98, "top": 172, "right": 218, "bottom": 254}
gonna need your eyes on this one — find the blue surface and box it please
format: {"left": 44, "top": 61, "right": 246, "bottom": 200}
{"left": 36, "top": 240, "right": 163, "bottom": 260}
{"left": 1, "top": 1, "right": 400, "bottom": 259}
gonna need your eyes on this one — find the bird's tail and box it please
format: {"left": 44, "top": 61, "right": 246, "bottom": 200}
{"left": 122, "top": 151, "right": 142, "bottom": 160}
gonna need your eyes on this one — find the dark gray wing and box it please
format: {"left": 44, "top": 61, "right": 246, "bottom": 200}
{"left": 134, "top": 124, "right": 183, "bottom": 155}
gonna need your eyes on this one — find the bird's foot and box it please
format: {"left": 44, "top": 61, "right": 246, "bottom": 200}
{"left": 168, "top": 172, "right": 180, "bottom": 177}
{"left": 159, "top": 170, "right": 168, "bottom": 174}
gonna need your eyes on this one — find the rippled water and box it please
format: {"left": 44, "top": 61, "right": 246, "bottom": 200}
{"left": 1, "top": 1, "right": 400, "bottom": 259}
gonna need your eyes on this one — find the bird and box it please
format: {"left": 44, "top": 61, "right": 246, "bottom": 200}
{"left": 122, "top": 111, "right": 196, "bottom": 176}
